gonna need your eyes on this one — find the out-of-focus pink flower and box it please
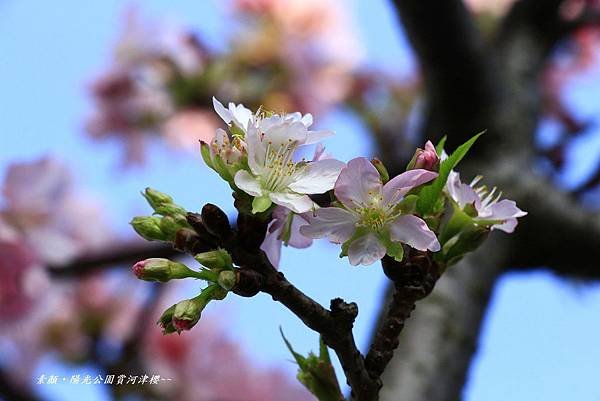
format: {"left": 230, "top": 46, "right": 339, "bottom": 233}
{"left": 233, "top": 0, "right": 362, "bottom": 113}
{"left": 1, "top": 157, "right": 113, "bottom": 264}
{"left": 86, "top": 8, "right": 208, "bottom": 163}
{"left": 0, "top": 235, "right": 42, "bottom": 323}
{"left": 163, "top": 109, "right": 218, "bottom": 148}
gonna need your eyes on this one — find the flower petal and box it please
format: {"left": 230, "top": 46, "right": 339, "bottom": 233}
{"left": 230, "top": 103, "right": 253, "bottom": 131}
{"left": 305, "top": 130, "right": 334, "bottom": 145}
{"left": 288, "top": 214, "right": 313, "bottom": 248}
{"left": 347, "top": 233, "right": 386, "bottom": 266}
{"left": 260, "top": 221, "right": 282, "bottom": 268}
{"left": 299, "top": 207, "right": 358, "bottom": 243}
{"left": 234, "top": 170, "right": 263, "bottom": 197}
{"left": 269, "top": 192, "right": 315, "bottom": 213}
{"left": 263, "top": 121, "right": 308, "bottom": 148}
{"left": 213, "top": 97, "right": 233, "bottom": 124}
{"left": 446, "top": 171, "right": 478, "bottom": 208}
{"left": 487, "top": 199, "right": 527, "bottom": 220}
{"left": 334, "top": 157, "right": 383, "bottom": 210}
{"left": 492, "top": 218, "right": 518, "bottom": 233}
{"left": 288, "top": 159, "right": 345, "bottom": 194}
{"left": 389, "top": 215, "right": 440, "bottom": 252}
{"left": 383, "top": 169, "right": 438, "bottom": 205}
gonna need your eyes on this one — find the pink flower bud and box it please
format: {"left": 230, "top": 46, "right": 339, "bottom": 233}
{"left": 408, "top": 141, "right": 439, "bottom": 171}
{"left": 132, "top": 260, "right": 147, "bottom": 279}
{"left": 172, "top": 317, "right": 195, "bottom": 332}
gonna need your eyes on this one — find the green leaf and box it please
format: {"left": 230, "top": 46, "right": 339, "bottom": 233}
{"left": 435, "top": 135, "right": 447, "bottom": 155}
{"left": 417, "top": 131, "right": 484, "bottom": 215}
{"left": 280, "top": 329, "right": 344, "bottom": 401}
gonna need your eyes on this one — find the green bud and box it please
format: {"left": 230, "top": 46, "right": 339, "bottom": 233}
{"left": 194, "top": 249, "right": 233, "bottom": 271}
{"left": 130, "top": 216, "right": 167, "bottom": 241}
{"left": 132, "top": 258, "right": 201, "bottom": 282}
{"left": 217, "top": 270, "right": 237, "bottom": 291}
{"left": 143, "top": 188, "right": 173, "bottom": 209}
{"left": 172, "top": 298, "right": 205, "bottom": 332}
{"left": 154, "top": 203, "right": 188, "bottom": 217}
{"left": 171, "top": 285, "right": 221, "bottom": 333}
{"left": 159, "top": 216, "right": 183, "bottom": 240}
{"left": 157, "top": 304, "right": 177, "bottom": 334}
{"left": 371, "top": 158, "right": 389, "bottom": 184}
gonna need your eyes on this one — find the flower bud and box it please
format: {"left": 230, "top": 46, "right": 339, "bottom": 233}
{"left": 130, "top": 216, "right": 168, "bottom": 241}
{"left": 407, "top": 141, "right": 440, "bottom": 172}
{"left": 143, "top": 188, "right": 173, "bottom": 209}
{"left": 194, "top": 249, "right": 233, "bottom": 271}
{"left": 171, "top": 286, "right": 217, "bottom": 333}
{"left": 201, "top": 203, "right": 232, "bottom": 240}
{"left": 159, "top": 216, "right": 187, "bottom": 240}
{"left": 132, "top": 258, "right": 198, "bottom": 282}
{"left": 217, "top": 270, "right": 237, "bottom": 291}
{"left": 371, "top": 158, "right": 389, "bottom": 184}
{"left": 154, "top": 203, "right": 188, "bottom": 218}
{"left": 157, "top": 304, "right": 177, "bottom": 334}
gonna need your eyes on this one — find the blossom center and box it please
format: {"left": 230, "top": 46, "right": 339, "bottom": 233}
{"left": 261, "top": 139, "right": 305, "bottom": 192}
{"left": 358, "top": 207, "right": 389, "bottom": 232}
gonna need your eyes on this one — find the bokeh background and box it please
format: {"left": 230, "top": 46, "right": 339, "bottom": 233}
{"left": 1, "top": 1, "right": 600, "bottom": 400}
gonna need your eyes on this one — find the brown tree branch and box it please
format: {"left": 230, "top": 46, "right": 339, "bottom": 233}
{"left": 47, "top": 241, "right": 178, "bottom": 278}
{"left": 365, "top": 252, "right": 440, "bottom": 379}
{"left": 486, "top": 163, "right": 600, "bottom": 279}
{"left": 389, "top": 0, "right": 498, "bottom": 155}
{"left": 184, "top": 206, "right": 381, "bottom": 401}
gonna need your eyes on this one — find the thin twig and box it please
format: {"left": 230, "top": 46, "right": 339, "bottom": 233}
{"left": 47, "top": 241, "right": 178, "bottom": 278}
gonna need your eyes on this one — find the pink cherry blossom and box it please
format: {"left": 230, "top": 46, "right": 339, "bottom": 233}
{"left": 301, "top": 157, "right": 440, "bottom": 266}
{"left": 0, "top": 234, "right": 41, "bottom": 323}
{"left": 1, "top": 157, "right": 113, "bottom": 264}
{"left": 164, "top": 109, "right": 218, "bottom": 149}
{"left": 446, "top": 171, "right": 527, "bottom": 233}
{"left": 261, "top": 206, "right": 312, "bottom": 267}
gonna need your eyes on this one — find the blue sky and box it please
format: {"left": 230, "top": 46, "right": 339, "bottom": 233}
{"left": 1, "top": 1, "right": 600, "bottom": 400}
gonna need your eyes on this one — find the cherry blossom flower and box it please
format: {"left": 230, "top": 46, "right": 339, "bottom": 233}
{"left": 260, "top": 206, "right": 312, "bottom": 267}
{"left": 215, "top": 99, "right": 344, "bottom": 213}
{"left": 86, "top": 8, "right": 208, "bottom": 163}
{"left": 1, "top": 157, "right": 112, "bottom": 264}
{"left": 301, "top": 157, "right": 440, "bottom": 266}
{"left": 163, "top": 109, "right": 218, "bottom": 148}
{"left": 446, "top": 171, "right": 527, "bottom": 233}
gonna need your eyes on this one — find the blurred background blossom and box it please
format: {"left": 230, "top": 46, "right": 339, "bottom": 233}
{"left": 1, "top": 1, "right": 600, "bottom": 401}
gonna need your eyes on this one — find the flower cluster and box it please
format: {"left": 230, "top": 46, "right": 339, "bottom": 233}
{"left": 130, "top": 98, "right": 527, "bottom": 342}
